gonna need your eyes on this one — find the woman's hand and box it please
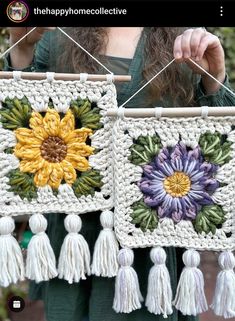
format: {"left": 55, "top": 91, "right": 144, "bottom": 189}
{"left": 173, "top": 28, "right": 226, "bottom": 94}
{"left": 9, "top": 27, "right": 56, "bottom": 69}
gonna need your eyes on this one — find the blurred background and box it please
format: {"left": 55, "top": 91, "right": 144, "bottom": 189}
{"left": 0, "top": 27, "right": 234, "bottom": 321}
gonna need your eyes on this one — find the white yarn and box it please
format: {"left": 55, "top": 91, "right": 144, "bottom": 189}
{"left": 91, "top": 210, "right": 119, "bottom": 277}
{"left": 211, "top": 251, "right": 235, "bottom": 319}
{"left": 58, "top": 214, "right": 90, "bottom": 283}
{"left": 46, "top": 72, "right": 55, "bottom": 82}
{"left": 173, "top": 249, "right": 208, "bottom": 315}
{"left": 26, "top": 214, "right": 58, "bottom": 283}
{"left": 113, "top": 248, "right": 143, "bottom": 313}
{"left": 0, "top": 216, "right": 24, "bottom": 287}
{"left": 145, "top": 247, "right": 173, "bottom": 318}
{"left": 201, "top": 106, "right": 209, "bottom": 118}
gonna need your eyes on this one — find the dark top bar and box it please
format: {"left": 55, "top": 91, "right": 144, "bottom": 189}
{"left": 0, "top": 1, "right": 234, "bottom": 26}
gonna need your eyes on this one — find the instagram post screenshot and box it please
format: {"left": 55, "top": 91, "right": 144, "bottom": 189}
{"left": 0, "top": 1, "right": 234, "bottom": 321}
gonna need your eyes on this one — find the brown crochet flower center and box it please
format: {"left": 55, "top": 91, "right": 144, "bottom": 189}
{"left": 41, "top": 136, "right": 67, "bottom": 163}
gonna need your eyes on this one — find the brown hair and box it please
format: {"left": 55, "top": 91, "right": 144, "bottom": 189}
{"left": 57, "top": 27, "right": 195, "bottom": 106}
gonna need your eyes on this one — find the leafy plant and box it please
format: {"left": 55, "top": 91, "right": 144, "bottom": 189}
{"left": 199, "top": 132, "right": 232, "bottom": 165}
{"left": 128, "top": 134, "right": 162, "bottom": 165}
{"left": 70, "top": 98, "right": 102, "bottom": 130}
{"left": 131, "top": 199, "right": 158, "bottom": 232}
{"left": 72, "top": 169, "right": 103, "bottom": 197}
{"left": 7, "top": 169, "right": 37, "bottom": 201}
{"left": 193, "top": 204, "right": 226, "bottom": 234}
{"left": 0, "top": 97, "right": 32, "bottom": 130}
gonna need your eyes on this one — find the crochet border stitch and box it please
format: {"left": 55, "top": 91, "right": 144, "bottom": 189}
{"left": 0, "top": 78, "right": 117, "bottom": 215}
{"left": 113, "top": 116, "right": 235, "bottom": 251}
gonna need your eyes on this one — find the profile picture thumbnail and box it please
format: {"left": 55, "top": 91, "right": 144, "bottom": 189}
{"left": 7, "top": 1, "right": 29, "bottom": 23}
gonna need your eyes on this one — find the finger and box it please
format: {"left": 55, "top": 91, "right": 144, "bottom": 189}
{"left": 173, "top": 35, "right": 183, "bottom": 60}
{"left": 190, "top": 28, "right": 207, "bottom": 59}
{"left": 196, "top": 33, "right": 220, "bottom": 60}
{"left": 180, "top": 28, "right": 194, "bottom": 59}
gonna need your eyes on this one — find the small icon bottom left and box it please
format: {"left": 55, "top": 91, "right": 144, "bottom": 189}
{"left": 8, "top": 296, "right": 25, "bottom": 312}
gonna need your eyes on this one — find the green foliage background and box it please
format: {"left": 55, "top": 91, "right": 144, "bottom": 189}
{"left": 0, "top": 27, "right": 234, "bottom": 88}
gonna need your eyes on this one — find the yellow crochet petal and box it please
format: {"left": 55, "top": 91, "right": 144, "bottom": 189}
{"left": 29, "top": 112, "right": 48, "bottom": 140}
{"left": 30, "top": 112, "right": 43, "bottom": 128}
{"left": 64, "top": 128, "right": 92, "bottom": 144}
{"left": 34, "top": 162, "right": 52, "bottom": 187}
{"left": 65, "top": 154, "right": 90, "bottom": 172}
{"left": 19, "top": 157, "right": 45, "bottom": 174}
{"left": 14, "top": 128, "right": 42, "bottom": 145}
{"left": 59, "top": 110, "right": 75, "bottom": 139}
{"left": 47, "top": 163, "right": 64, "bottom": 189}
{"left": 43, "top": 109, "right": 60, "bottom": 136}
{"left": 67, "top": 143, "right": 94, "bottom": 157}
{"left": 61, "top": 160, "right": 77, "bottom": 185}
{"left": 14, "top": 144, "right": 41, "bottom": 160}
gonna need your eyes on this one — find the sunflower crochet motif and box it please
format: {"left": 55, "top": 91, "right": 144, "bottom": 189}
{"left": 14, "top": 109, "right": 94, "bottom": 189}
{"left": 0, "top": 96, "right": 104, "bottom": 201}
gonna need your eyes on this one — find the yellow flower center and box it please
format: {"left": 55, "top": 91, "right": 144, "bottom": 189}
{"left": 40, "top": 136, "right": 67, "bottom": 163}
{"left": 163, "top": 171, "right": 191, "bottom": 197}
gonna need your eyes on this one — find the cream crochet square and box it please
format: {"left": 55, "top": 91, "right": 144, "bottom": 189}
{"left": 0, "top": 78, "right": 117, "bottom": 216}
{"left": 113, "top": 116, "right": 235, "bottom": 252}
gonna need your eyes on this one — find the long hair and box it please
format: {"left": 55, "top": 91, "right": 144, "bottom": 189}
{"left": 56, "top": 27, "right": 195, "bottom": 106}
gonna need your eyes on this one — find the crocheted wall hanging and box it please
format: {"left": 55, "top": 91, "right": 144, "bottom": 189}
{"left": 112, "top": 112, "right": 235, "bottom": 319}
{"left": 0, "top": 74, "right": 120, "bottom": 287}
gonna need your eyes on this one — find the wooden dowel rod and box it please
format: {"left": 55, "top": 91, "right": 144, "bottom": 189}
{"left": 0, "top": 71, "right": 131, "bottom": 82}
{"left": 106, "top": 107, "right": 235, "bottom": 118}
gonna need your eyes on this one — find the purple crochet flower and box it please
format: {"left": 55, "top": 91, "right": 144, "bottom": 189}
{"left": 138, "top": 142, "right": 219, "bottom": 223}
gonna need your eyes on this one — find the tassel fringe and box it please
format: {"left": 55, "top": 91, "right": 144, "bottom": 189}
{"left": 173, "top": 249, "right": 208, "bottom": 316}
{"left": 113, "top": 248, "right": 143, "bottom": 313}
{"left": 91, "top": 210, "right": 119, "bottom": 277}
{"left": 0, "top": 216, "right": 24, "bottom": 287}
{"left": 145, "top": 247, "right": 173, "bottom": 318}
{"left": 58, "top": 214, "right": 90, "bottom": 283}
{"left": 211, "top": 251, "right": 235, "bottom": 319}
{"left": 26, "top": 214, "right": 57, "bottom": 283}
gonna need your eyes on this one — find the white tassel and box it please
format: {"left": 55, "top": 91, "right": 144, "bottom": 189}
{"left": 145, "top": 247, "right": 173, "bottom": 318}
{"left": 173, "top": 249, "right": 208, "bottom": 315}
{"left": 113, "top": 248, "right": 143, "bottom": 313}
{"left": 26, "top": 214, "right": 57, "bottom": 283}
{"left": 58, "top": 214, "right": 90, "bottom": 283}
{"left": 91, "top": 210, "right": 119, "bottom": 277}
{"left": 0, "top": 216, "right": 24, "bottom": 287}
{"left": 211, "top": 251, "right": 235, "bottom": 319}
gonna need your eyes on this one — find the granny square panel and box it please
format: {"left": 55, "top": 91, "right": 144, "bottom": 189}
{"left": 0, "top": 78, "right": 117, "bottom": 216}
{"left": 113, "top": 116, "right": 235, "bottom": 251}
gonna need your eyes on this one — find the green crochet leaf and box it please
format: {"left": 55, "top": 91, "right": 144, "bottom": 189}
{"left": 131, "top": 199, "right": 158, "bottom": 232}
{"left": 0, "top": 97, "right": 32, "bottom": 130}
{"left": 70, "top": 98, "right": 102, "bottom": 130}
{"left": 199, "top": 132, "right": 232, "bottom": 165}
{"left": 193, "top": 204, "right": 226, "bottom": 235}
{"left": 7, "top": 169, "right": 37, "bottom": 201}
{"left": 128, "top": 134, "right": 162, "bottom": 165}
{"left": 72, "top": 169, "right": 103, "bottom": 197}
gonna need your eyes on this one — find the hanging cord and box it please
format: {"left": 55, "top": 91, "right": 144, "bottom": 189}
{"left": 119, "top": 57, "right": 235, "bottom": 109}
{"left": 0, "top": 27, "right": 37, "bottom": 60}
{"left": 119, "top": 58, "right": 176, "bottom": 108}
{"left": 188, "top": 58, "right": 235, "bottom": 97}
{"left": 57, "top": 27, "right": 113, "bottom": 75}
